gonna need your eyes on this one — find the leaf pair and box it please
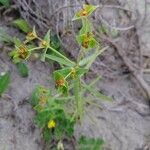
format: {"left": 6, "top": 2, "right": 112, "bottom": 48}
{"left": 76, "top": 33, "right": 98, "bottom": 50}
{"left": 54, "top": 72, "right": 69, "bottom": 95}
{"left": 74, "top": 6, "right": 99, "bottom": 50}
{"left": 54, "top": 67, "right": 87, "bottom": 78}
{"left": 9, "top": 44, "right": 31, "bottom": 63}
{"left": 73, "top": 4, "right": 97, "bottom": 20}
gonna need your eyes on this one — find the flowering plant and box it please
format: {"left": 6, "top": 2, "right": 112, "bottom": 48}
{"left": 10, "top": 4, "right": 111, "bottom": 149}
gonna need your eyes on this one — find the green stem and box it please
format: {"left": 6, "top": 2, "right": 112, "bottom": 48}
{"left": 77, "top": 48, "right": 84, "bottom": 65}
{"left": 64, "top": 71, "right": 72, "bottom": 80}
{"left": 28, "top": 47, "right": 42, "bottom": 51}
{"left": 73, "top": 77, "right": 83, "bottom": 121}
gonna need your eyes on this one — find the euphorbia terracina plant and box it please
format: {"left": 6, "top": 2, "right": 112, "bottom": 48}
{"left": 10, "top": 4, "right": 111, "bottom": 149}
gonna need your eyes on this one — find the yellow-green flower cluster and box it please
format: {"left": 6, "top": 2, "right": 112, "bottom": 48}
{"left": 48, "top": 120, "right": 56, "bottom": 129}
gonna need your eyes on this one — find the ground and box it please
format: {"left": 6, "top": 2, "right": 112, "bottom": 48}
{"left": 0, "top": 0, "right": 150, "bottom": 150}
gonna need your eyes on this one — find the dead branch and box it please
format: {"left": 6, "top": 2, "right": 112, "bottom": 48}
{"left": 103, "top": 36, "right": 150, "bottom": 101}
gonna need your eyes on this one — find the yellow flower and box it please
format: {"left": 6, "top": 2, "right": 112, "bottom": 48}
{"left": 48, "top": 120, "right": 56, "bottom": 129}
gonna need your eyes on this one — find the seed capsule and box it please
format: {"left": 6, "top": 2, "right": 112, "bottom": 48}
{"left": 80, "top": 9, "right": 88, "bottom": 16}
{"left": 56, "top": 78, "right": 65, "bottom": 87}
{"left": 18, "top": 45, "right": 29, "bottom": 59}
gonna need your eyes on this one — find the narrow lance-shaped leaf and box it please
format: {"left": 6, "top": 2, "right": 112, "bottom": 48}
{"left": 0, "top": 27, "right": 13, "bottom": 44}
{"left": 79, "top": 46, "right": 108, "bottom": 68}
{"left": 0, "top": 73, "right": 10, "bottom": 96}
{"left": 12, "top": 19, "right": 31, "bottom": 33}
{"left": 79, "top": 18, "right": 92, "bottom": 35}
{"left": 82, "top": 82, "right": 112, "bottom": 102}
{"left": 44, "top": 30, "right": 51, "bottom": 46}
{"left": 16, "top": 62, "right": 29, "bottom": 77}
{"left": 13, "top": 37, "right": 22, "bottom": 47}
{"left": 54, "top": 68, "right": 71, "bottom": 78}
{"left": 0, "top": 0, "right": 10, "bottom": 7}
{"left": 40, "top": 30, "right": 51, "bottom": 61}
{"left": 45, "top": 54, "right": 74, "bottom": 67}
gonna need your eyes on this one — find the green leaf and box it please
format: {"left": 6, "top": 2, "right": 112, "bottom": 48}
{"left": 54, "top": 68, "right": 71, "bottom": 77}
{"left": 50, "top": 34, "right": 61, "bottom": 50}
{"left": 89, "top": 38, "right": 98, "bottom": 48}
{"left": 53, "top": 72, "right": 64, "bottom": 82}
{"left": 76, "top": 68, "right": 87, "bottom": 76}
{"left": 76, "top": 34, "right": 85, "bottom": 45}
{"left": 82, "top": 83, "right": 112, "bottom": 102}
{"left": 30, "top": 86, "right": 50, "bottom": 107}
{"left": 78, "top": 136, "right": 104, "bottom": 150}
{"left": 83, "top": 4, "right": 98, "bottom": 16}
{"left": 12, "top": 19, "right": 31, "bottom": 33}
{"left": 76, "top": 33, "right": 98, "bottom": 50}
{"left": 43, "top": 127, "right": 52, "bottom": 142}
{"left": 13, "top": 37, "right": 22, "bottom": 47}
{"left": 0, "top": 27, "right": 13, "bottom": 43}
{"left": 44, "top": 30, "right": 51, "bottom": 46}
{"left": 16, "top": 62, "right": 29, "bottom": 77}
{"left": 45, "top": 54, "right": 74, "bottom": 67}
{"left": 73, "top": 4, "right": 97, "bottom": 20}
{"left": 79, "top": 18, "right": 92, "bottom": 35}
{"left": 48, "top": 46, "right": 76, "bottom": 66}
{"left": 79, "top": 52, "right": 97, "bottom": 67}
{"left": 0, "top": 0, "right": 10, "bottom": 7}
{"left": 30, "top": 88, "right": 39, "bottom": 107}
{"left": 41, "top": 47, "right": 48, "bottom": 62}
{"left": 79, "top": 47, "right": 107, "bottom": 69}
{"left": 53, "top": 72, "right": 69, "bottom": 95}
{"left": 73, "top": 77, "right": 83, "bottom": 119}
{"left": 0, "top": 73, "right": 10, "bottom": 96}
{"left": 54, "top": 67, "right": 87, "bottom": 78}
{"left": 34, "top": 110, "right": 51, "bottom": 128}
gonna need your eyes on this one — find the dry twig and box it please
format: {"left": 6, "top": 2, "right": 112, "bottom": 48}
{"left": 103, "top": 36, "right": 150, "bottom": 100}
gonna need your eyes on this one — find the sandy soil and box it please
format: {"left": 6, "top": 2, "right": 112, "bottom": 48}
{"left": 0, "top": 0, "right": 150, "bottom": 150}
